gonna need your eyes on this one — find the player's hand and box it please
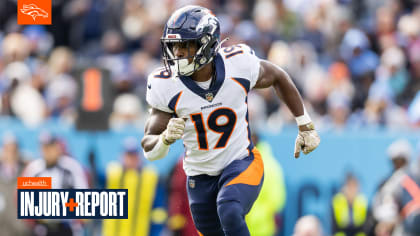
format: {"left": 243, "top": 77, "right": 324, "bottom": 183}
{"left": 161, "top": 117, "right": 187, "bottom": 145}
{"left": 294, "top": 122, "right": 320, "bottom": 158}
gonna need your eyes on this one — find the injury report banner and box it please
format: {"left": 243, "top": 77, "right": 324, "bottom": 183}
{"left": 17, "top": 177, "right": 128, "bottom": 219}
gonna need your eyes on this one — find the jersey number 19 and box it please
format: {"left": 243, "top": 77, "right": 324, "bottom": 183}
{"left": 190, "top": 107, "right": 237, "bottom": 150}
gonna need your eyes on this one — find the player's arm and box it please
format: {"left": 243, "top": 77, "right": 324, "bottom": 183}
{"left": 254, "top": 60, "right": 320, "bottom": 158}
{"left": 141, "top": 108, "right": 186, "bottom": 161}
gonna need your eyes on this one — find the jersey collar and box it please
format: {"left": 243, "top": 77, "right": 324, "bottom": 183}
{"left": 179, "top": 53, "right": 225, "bottom": 102}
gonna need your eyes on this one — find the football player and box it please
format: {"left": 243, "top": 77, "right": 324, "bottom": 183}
{"left": 141, "top": 5, "right": 320, "bottom": 236}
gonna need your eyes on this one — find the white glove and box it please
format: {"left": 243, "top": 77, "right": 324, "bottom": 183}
{"left": 161, "top": 118, "right": 186, "bottom": 145}
{"left": 294, "top": 123, "right": 320, "bottom": 158}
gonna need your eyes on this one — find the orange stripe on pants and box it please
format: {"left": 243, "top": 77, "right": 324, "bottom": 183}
{"left": 225, "top": 148, "right": 264, "bottom": 187}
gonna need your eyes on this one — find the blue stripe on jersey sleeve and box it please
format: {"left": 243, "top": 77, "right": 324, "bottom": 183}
{"left": 168, "top": 91, "right": 182, "bottom": 114}
{"left": 231, "top": 77, "right": 250, "bottom": 94}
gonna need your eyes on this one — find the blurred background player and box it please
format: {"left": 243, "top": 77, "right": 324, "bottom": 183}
{"left": 372, "top": 141, "right": 420, "bottom": 236}
{"left": 293, "top": 215, "right": 324, "bottom": 236}
{"left": 0, "top": 132, "right": 30, "bottom": 236}
{"left": 396, "top": 141, "right": 420, "bottom": 236}
{"left": 246, "top": 131, "right": 287, "bottom": 236}
{"left": 368, "top": 139, "right": 412, "bottom": 235}
{"left": 103, "top": 136, "right": 167, "bottom": 236}
{"left": 331, "top": 173, "right": 368, "bottom": 236}
{"left": 21, "top": 132, "right": 89, "bottom": 236}
{"left": 167, "top": 156, "right": 198, "bottom": 236}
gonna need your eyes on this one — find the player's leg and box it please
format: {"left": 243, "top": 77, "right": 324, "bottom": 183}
{"left": 216, "top": 147, "right": 264, "bottom": 236}
{"left": 187, "top": 174, "right": 225, "bottom": 236}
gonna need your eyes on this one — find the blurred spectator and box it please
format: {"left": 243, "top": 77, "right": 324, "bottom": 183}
{"left": 96, "top": 30, "right": 130, "bottom": 93}
{"left": 408, "top": 91, "right": 420, "bottom": 126}
{"left": 361, "top": 46, "right": 410, "bottom": 129}
{"left": 0, "top": 33, "right": 47, "bottom": 126}
{"left": 48, "top": 0, "right": 91, "bottom": 49}
{"left": 0, "top": 132, "right": 30, "bottom": 236}
{"left": 300, "top": 10, "right": 325, "bottom": 53}
{"left": 288, "top": 41, "right": 328, "bottom": 116}
{"left": 251, "top": 0, "right": 278, "bottom": 54}
{"left": 375, "top": 6, "right": 397, "bottom": 49}
{"left": 374, "top": 47, "right": 408, "bottom": 104}
{"left": 395, "top": 150, "right": 420, "bottom": 236}
{"left": 0, "top": 0, "right": 17, "bottom": 31}
{"left": 331, "top": 173, "right": 368, "bottom": 236}
{"left": 1, "top": 33, "right": 31, "bottom": 64}
{"left": 397, "top": 14, "right": 420, "bottom": 49}
{"left": 0, "top": 132, "right": 28, "bottom": 180}
{"left": 318, "top": 62, "right": 356, "bottom": 129}
{"left": 22, "top": 26, "right": 54, "bottom": 58}
{"left": 167, "top": 157, "right": 198, "bottom": 236}
{"left": 21, "top": 131, "right": 88, "bottom": 236}
{"left": 293, "top": 215, "right": 324, "bottom": 236}
{"left": 401, "top": 39, "right": 420, "bottom": 108}
{"left": 370, "top": 141, "right": 420, "bottom": 236}
{"left": 317, "top": 2, "right": 352, "bottom": 57}
{"left": 44, "top": 47, "right": 77, "bottom": 121}
{"left": 368, "top": 139, "right": 412, "bottom": 235}
{"left": 340, "top": 28, "right": 379, "bottom": 111}
{"left": 0, "top": 0, "right": 417, "bottom": 132}
{"left": 324, "top": 90, "right": 352, "bottom": 130}
{"left": 246, "top": 132, "right": 287, "bottom": 236}
{"left": 110, "top": 93, "right": 144, "bottom": 129}
{"left": 264, "top": 41, "right": 293, "bottom": 116}
{"left": 103, "top": 136, "right": 167, "bottom": 236}
{"left": 129, "top": 50, "right": 160, "bottom": 104}
{"left": 2, "top": 61, "right": 47, "bottom": 127}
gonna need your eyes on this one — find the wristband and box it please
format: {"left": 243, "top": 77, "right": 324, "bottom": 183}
{"left": 295, "top": 109, "right": 312, "bottom": 126}
{"left": 143, "top": 135, "right": 170, "bottom": 161}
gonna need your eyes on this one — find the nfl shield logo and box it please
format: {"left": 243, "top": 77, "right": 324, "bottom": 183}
{"left": 188, "top": 179, "right": 195, "bottom": 188}
{"left": 205, "top": 92, "right": 214, "bottom": 102}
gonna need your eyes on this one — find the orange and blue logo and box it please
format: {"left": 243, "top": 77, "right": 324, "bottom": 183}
{"left": 17, "top": 0, "right": 51, "bottom": 25}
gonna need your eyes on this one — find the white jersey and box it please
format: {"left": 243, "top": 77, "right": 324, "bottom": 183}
{"left": 146, "top": 44, "right": 261, "bottom": 176}
{"left": 22, "top": 155, "right": 89, "bottom": 189}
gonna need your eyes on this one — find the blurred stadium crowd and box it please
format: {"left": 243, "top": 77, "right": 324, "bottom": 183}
{"left": 1, "top": 0, "right": 420, "bottom": 236}
{"left": 0, "top": 0, "right": 419, "bottom": 130}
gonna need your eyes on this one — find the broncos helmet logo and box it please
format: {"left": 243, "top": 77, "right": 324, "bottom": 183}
{"left": 20, "top": 4, "right": 48, "bottom": 21}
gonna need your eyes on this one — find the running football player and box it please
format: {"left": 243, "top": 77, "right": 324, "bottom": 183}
{"left": 141, "top": 5, "right": 320, "bottom": 236}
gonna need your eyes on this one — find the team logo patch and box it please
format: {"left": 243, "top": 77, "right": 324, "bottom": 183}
{"left": 188, "top": 179, "right": 195, "bottom": 189}
{"left": 20, "top": 4, "right": 48, "bottom": 21}
{"left": 18, "top": 0, "right": 52, "bottom": 25}
{"left": 205, "top": 92, "right": 214, "bottom": 102}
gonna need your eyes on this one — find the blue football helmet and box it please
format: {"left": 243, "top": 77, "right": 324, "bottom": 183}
{"left": 161, "top": 5, "right": 221, "bottom": 76}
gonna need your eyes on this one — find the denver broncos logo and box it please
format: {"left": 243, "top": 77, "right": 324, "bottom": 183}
{"left": 20, "top": 4, "right": 48, "bottom": 21}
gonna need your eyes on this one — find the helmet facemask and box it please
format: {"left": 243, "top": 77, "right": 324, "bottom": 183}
{"left": 162, "top": 39, "right": 198, "bottom": 76}
{"left": 161, "top": 34, "right": 219, "bottom": 77}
